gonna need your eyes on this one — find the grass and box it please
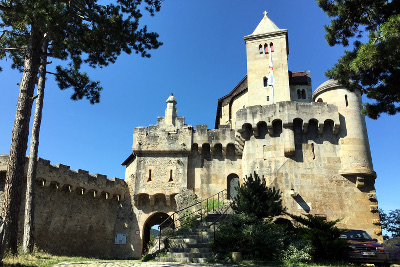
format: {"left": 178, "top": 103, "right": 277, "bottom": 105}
{"left": 2, "top": 250, "right": 103, "bottom": 267}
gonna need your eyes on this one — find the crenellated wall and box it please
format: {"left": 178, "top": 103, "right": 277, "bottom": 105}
{"left": 0, "top": 154, "right": 135, "bottom": 259}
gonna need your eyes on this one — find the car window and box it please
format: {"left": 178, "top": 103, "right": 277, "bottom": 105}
{"left": 340, "top": 230, "right": 373, "bottom": 240}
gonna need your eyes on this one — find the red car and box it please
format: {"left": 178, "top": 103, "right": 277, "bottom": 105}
{"left": 340, "top": 230, "right": 390, "bottom": 266}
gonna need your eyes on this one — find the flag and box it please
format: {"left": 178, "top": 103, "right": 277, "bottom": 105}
{"left": 267, "top": 47, "right": 274, "bottom": 86}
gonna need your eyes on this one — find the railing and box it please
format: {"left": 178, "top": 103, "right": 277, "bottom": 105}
{"left": 158, "top": 189, "right": 229, "bottom": 252}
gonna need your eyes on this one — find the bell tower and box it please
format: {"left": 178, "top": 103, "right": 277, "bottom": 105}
{"left": 244, "top": 11, "right": 290, "bottom": 106}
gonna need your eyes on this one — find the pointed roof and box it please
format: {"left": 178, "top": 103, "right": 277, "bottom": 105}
{"left": 166, "top": 93, "right": 177, "bottom": 104}
{"left": 244, "top": 11, "right": 287, "bottom": 41}
{"left": 251, "top": 11, "right": 280, "bottom": 35}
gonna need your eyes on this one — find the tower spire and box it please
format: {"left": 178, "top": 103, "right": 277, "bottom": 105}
{"left": 165, "top": 93, "right": 177, "bottom": 126}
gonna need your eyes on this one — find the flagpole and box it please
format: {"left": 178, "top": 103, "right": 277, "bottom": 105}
{"left": 272, "top": 85, "right": 274, "bottom": 104}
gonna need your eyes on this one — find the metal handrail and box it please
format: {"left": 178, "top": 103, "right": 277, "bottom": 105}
{"left": 158, "top": 189, "right": 227, "bottom": 252}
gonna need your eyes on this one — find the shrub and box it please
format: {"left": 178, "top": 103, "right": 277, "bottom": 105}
{"left": 289, "top": 213, "right": 348, "bottom": 261}
{"left": 232, "top": 172, "right": 284, "bottom": 221}
{"left": 281, "top": 239, "right": 313, "bottom": 263}
{"left": 180, "top": 210, "right": 200, "bottom": 229}
{"left": 213, "top": 214, "right": 287, "bottom": 261}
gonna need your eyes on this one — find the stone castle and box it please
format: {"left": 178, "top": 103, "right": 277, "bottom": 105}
{"left": 0, "top": 12, "right": 381, "bottom": 259}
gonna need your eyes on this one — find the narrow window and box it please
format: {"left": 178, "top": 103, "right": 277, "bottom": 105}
{"left": 311, "top": 143, "right": 315, "bottom": 160}
{"left": 264, "top": 43, "right": 268, "bottom": 54}
{"left": 302, "top": 89, "right": 306, "bottom": 99}
{"left": 259, "top": 44, "right": 263, "bottom": 54}
{"left": 345, "top": 95, "right": 348, "bottom": 107}
{"left": 169, "top": 170, "right": 173, "bottom": 182}
{"left": 148, "top": 170, "right": 152, "bottom": 182}
{"left": 297, "top": 89, "right": 301, "bottom": 99}
{"left": 263, "top": 76, "right": 268, "bottom": 87}
{"left": 267, "top": 96, "right": 270, "bottom": 101}
{"left": 270, "top": 42, "right": 274, "bottom": 52}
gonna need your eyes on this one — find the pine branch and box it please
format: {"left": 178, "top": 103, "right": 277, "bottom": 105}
{"left": 0, "top": 5, "right": 11, "bottom": 11}
{"left": 0, "top": 47, "right": 25, "bottom": 51}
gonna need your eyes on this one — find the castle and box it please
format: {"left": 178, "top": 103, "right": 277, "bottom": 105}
{"left": 0, "top": 12, "right": 381, "bottom": 259}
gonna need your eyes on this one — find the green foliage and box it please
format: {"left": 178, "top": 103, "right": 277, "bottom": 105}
{"left": 280, "top": 239, "right": 313, "bottom": 264}
{"left": 290, "top": 214, "right": 348, "bottom": 261}
{"left": 150, "top": 228, "right": 160, "bottom": 238}
{"left": 0, "top": 0, "right": 163, "bottom": 103}
{"left": 232, "top": 172, "right": 284, "bottom": 220}
{"left": 180, "top": 210, "right": 200, "bottom": 229}
{"left": 379, "top": 208, "right": 400, "bottom": 239}
{"left": 204, "top": 199, "right": 224, "bottom": 213}
{"left": 213, "top": 214, "right": 288, "bottom": 261}
{"left": 317, "top": 0, "right": 400, "bottom": 119}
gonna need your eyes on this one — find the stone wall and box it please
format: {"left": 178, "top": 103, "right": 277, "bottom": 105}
{"left": 0, "top": 155, "right": 135, "bottom": 259}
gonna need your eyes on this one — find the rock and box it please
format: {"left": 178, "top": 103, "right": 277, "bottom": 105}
{"left": 174, "top": 188, "right": 197, "bottom": 210}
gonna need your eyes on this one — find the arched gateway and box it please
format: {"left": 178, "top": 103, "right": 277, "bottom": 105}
{"left": 142, "top": 212, "right": 172, "bottom": 255}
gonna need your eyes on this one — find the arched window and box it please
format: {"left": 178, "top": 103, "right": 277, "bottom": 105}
{"left": 317, "top": 98, "right": 323, "bottom": 102}
{"left": 302, "top": 89, "right": 306, "bottom": 99}
{"left": 270, "top": 42, "right": 274, "bottom": 52}
{"left": 264, "top": 43, "right": 268, "bottom": 54}
{"left": 297, "top": 89, "right": 301, "bottom": 99}
{"left": 259, "top": 44, "right": 263, "bottom": 54}
{"left": 263, "top": 76, "right": 268, "bottom": 87}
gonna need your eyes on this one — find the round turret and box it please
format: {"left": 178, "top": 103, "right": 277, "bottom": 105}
{"left": 313, "top": 80, "right": 375, "bottom": 176}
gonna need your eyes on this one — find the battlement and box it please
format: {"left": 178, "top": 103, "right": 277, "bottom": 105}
{"left": 236, "top": 101, "right": 340, "bottom": 135}
{"left": 0, "top": 154, "right": 128, "bottom": 201}
{"left": 192, "top": 124, "right": 243, "bottom": 157}
{"left": 193, "top": 124, "right": 235, "bottom": 146}
{"left": 132, "top": 122, "right": 192, "bottom": 154}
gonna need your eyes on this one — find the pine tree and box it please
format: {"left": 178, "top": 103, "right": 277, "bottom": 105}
{"left": 317, "top": 0, "right": 400, "bottom": 119}
{"left": 0, "top": 0, "right": 163, "bottom": 259}
{"left": 231, "top": 172, "right": 284, "bottom": 220}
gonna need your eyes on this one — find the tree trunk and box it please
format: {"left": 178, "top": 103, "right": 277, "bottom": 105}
{"left": 0, "top": 28, "right": 42, "bottom": 260}
{"left": 22, "top": 38, "right": 49, "bottom": 254}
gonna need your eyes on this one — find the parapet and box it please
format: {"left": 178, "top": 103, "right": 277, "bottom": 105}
{"left": 0, "top": 155, "right": 128, "bottom": 201}
{"left": 132, "top": 121, "right": 192, "bottom": 154}
{"left": 193, "top": 124, "right": 236, "bottom": 147}
{"left": 236, "top": 101, "right": 340, "bottom": 135}
{"left": 192, "top": 124, "right": 243, "bottom": 156}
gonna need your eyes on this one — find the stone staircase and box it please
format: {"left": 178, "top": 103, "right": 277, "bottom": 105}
{"left": 158, "top": 227, "right": 213, "bottom": 263}
{"left": 158, "top": 209, "right": 232, "bottom": 263}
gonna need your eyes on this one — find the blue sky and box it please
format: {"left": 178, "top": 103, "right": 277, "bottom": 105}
{"left": 0, "top": 1, "right": 399, "bottom": 213}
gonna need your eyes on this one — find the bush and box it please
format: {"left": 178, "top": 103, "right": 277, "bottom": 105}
{"left": 289, "top": 213, "right": 348, "bottom": 261}
{"left": 180, "top": 209, "right": 200, "bottom": 229}
{"left": 281, "top": 239, "right": 313, "bottom": 263}
{"left": 213, "top": 214, "right": 287, "bottom": 261}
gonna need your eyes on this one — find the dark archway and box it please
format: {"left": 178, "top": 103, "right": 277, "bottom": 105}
{"left": 227, "top": 173, "right": 240, "bottom": 200}
{"left": 142, "top": 212, "right": 173, "bottom": 256}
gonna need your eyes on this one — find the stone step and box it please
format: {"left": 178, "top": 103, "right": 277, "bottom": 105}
{"left": 169, "top": 237, "right": 213, "bottom": 244}
{"left": 159, "top": 256, "right": 191, "bottom": 263}
{"left": 176, "top": 228, "right": 212, "bottom": 235}
{"left": 167, "top": 252, "right": 188, "bottom": 258}
{"left": 169, "top": 247, "right": 211, "bottom": 253}
{"left": 192, "top": 257, "right": 209, "bottom": 263}
{"left": 204, "top": 213, "right": 230, "bottom": 223}
{"left": 167, "top": 252, "right": 211, "bottom": 259}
